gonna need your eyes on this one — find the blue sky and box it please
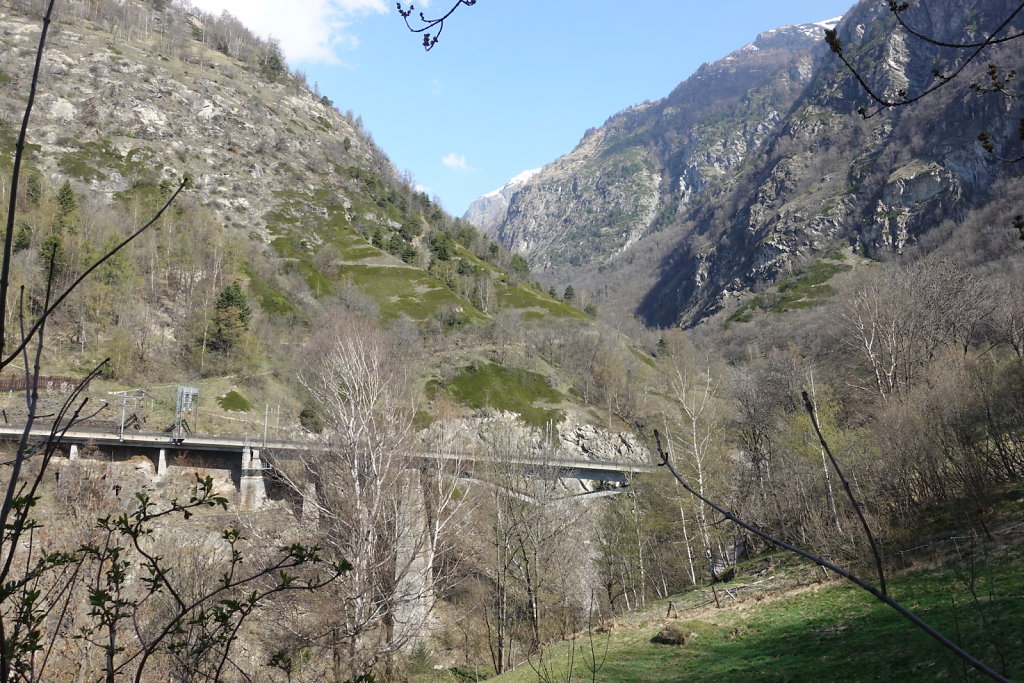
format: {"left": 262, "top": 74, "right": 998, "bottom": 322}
{"left": 188, "top": 0, "right": 855, "bottom": 216}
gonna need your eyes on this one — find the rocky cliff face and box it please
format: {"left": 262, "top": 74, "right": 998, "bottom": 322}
{"left": 471, "top": 0, "right": 1024, "bottom": 327}
{"left": 419, "top": 409, "right": 647, "bottom": 464}
{"left": 470, "top": 18, "right": 837, "bottom": 272}
{"left": 640, "top": 0, "right": 1021, "bottom": 326}
{"left": 418, "top": 409, "right": 650, "bottom": 493}
{"left": 463, "top": 167, "right": 542, "bottom": 235}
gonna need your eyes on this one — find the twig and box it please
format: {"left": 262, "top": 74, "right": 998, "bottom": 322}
{"left": 0, "top": 0, "right": 57, "bottom": 361}
{"left": 397, "top": 0, "right": 477, "bottom": 51}
{"left": 802, "top": 390, "right": 887, "bottom": 596}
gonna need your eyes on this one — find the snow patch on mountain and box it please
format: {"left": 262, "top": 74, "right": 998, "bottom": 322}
{"left": 465, "top": 167, "right": 544, "bottom": 233}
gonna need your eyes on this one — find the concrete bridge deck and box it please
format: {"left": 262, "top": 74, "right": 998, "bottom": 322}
{"left": 0, "top": 424, "right": 656, "bottom": 483}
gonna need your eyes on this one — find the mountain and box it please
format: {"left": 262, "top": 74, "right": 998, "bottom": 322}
{"left": 467, "top": 19, "right": 843, "bottom": 263}
{"left": 463, "top": 167, "right": 542, "bottom": 234}
{"left": 468, "top": 0, "right": 1024, "bottom": 327}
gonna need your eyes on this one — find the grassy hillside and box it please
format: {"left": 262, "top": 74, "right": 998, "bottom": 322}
{"left": 489, "top": 544, "right": 1024, "bottom": 682}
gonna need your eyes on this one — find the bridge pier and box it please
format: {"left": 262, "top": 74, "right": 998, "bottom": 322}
{"left": 395, "top": 468, "right": 433, "bottom": 632}
{"left": 157, "top": 449, "right": 167, "bottom": 476}
{"left": 68, "top": 444, "right": 79, "bottom": 460}
{"left": 300, "top": 482, "right": 319, "bottom": 532}
{"left": 239, "top": 445, "right": 267, "bottom": 510}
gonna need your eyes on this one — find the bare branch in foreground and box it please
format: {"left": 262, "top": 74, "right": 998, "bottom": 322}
{"left": 397, "top": 0, "right": 477, "bottom": 51}
{"left": 653, "top": 428, "right": 1010, "bottom": 683}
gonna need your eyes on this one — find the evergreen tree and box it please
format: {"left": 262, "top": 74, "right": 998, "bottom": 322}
{"left": 56, "top": 180, "right": 77, "bottom": 217}
{"left": 24, "top": 172, "right": 41, "bottom": 206}
{"left": 53, "top": 180, "right": 79, "bottom": 234}
{"left": 205, "top": 282, "right": 254, "bottom": 354}
{"left": 388, "top": 232, "right": 405, "bottom": 255}
{"left": 37, "top": 233, "right": 66, "bottom": 274}
{"left": 510, "top": 254, "right": 529, "bottom": 274}
{"left": 209, "top": 306, "right": 247, "bottom": 352}
{"left": 12, "top": 223, "right": 32, "bottom": 253}
{"left": 298, "top": 406, "right": 324, "bottom": 433}
{"left": 401, "top": 243, "right": 419, "bottom": 264}
{"left": 215, "top": 281, "right": 252, "bottom": 328}
{"left": 430, "top": 231, "right": 452, "bottom": 260}
{"left": 400, "top": 220, "right": 422, "bottom": 240}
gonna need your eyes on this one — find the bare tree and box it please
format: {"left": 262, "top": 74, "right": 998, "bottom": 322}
{"left": 470, "top": 421, "right": 587, "bottom": 675}
{"left": 661, "top": 332, "right": 732, "bottom": 581}
{"left": 841, "top": 259, "right": 996, "bottom": 400}
{"left": 281, "top": 311, "right": 467, "bottom": 681}
{"left": 991, "top": 278, "right": 1024, "bottom": 355}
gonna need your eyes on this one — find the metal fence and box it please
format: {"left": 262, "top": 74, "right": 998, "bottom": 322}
{"left": 0, "top": 375, "right": 87, "bottom": 393}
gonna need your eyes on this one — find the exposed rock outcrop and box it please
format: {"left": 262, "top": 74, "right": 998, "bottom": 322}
{"left": 418, "top": 410, "right": 649, "bottom": 465}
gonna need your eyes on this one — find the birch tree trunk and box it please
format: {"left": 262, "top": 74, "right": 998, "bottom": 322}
{"left": 284, "top": 312, "right": 467, "bottom": 681}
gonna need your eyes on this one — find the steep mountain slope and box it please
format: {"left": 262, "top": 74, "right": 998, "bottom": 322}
{"left": 0, "top": 0, "right": 615, "bottom": 435}
{"left": 2, "top": 1, "right": 379, "bottom": 237}
{"left": 469, "top": 17, "right": 839, "bottom": 280}
{"left": 0, "top": 0, "right": 581, "bottom": 339}
{"left": 470, "top": 0, "right": 1024, "bottom": 327}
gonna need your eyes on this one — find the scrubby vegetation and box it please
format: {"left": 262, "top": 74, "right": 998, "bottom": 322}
{"left": 217, "top": 389, "right": 252, "bottom": 411}
{"left": 726, "top": 251, "right": 853, "bottom": 324}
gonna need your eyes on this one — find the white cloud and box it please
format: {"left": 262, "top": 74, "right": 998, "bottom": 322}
{"left": 188, "top": 0, "right": 387, "bottom": 65}
{"left": 442, "top": 152, "right": 473, "bottom": 171}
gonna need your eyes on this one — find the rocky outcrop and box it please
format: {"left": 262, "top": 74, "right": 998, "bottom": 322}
{"left": 868, "top": 161, "right": 959, "bottom": 252}
{"left": 418, "top": 410, "right": 649, "bottom": 466}
{"left": 555, "top": 421, "right": 647, "bottom": 464}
